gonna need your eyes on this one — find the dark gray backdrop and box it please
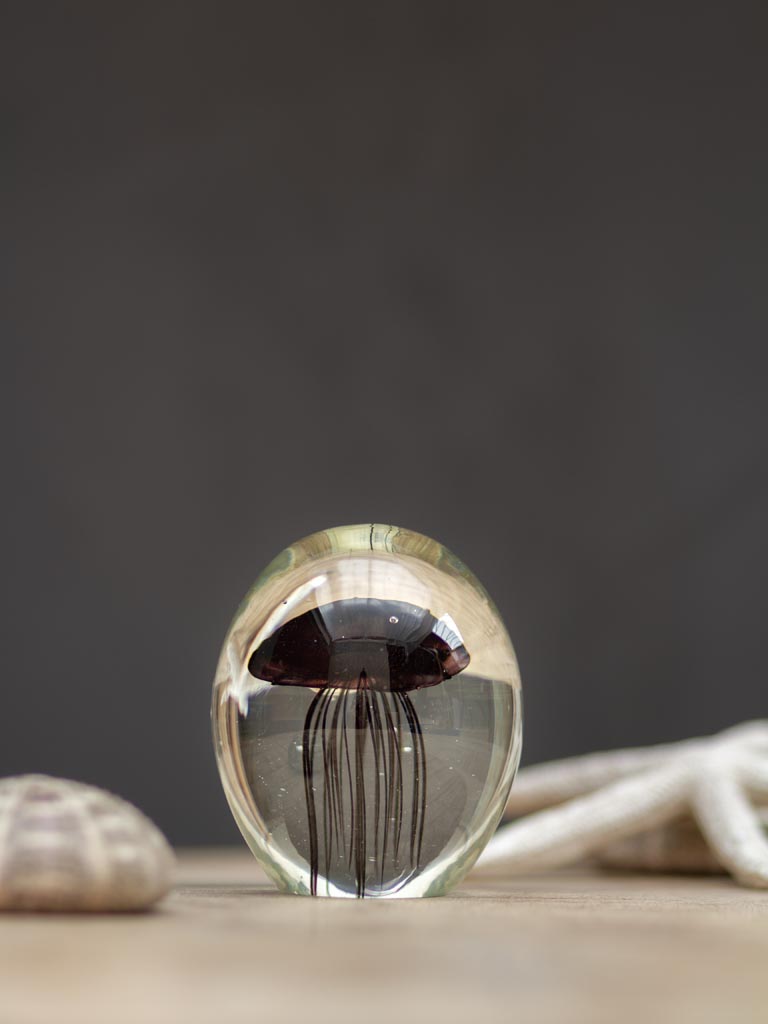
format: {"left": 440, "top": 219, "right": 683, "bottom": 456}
{"left": 3, "top": 3, "right": 767, "bottom": 843}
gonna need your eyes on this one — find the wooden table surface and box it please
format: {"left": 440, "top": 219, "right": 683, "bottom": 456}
{"left": 1, "top": 849, "right": 766, "bottom": 1024}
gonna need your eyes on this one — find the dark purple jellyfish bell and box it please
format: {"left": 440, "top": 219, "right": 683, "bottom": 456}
{"left": 247, "top": 598, "right": 471, "bottom": 692}
{"left": 246, "top": 598, "right": 471, "bottom": 896}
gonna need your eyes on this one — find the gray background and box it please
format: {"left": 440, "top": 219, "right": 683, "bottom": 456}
{"left": 3, "top": 3, "right": 767, "bottom": 844}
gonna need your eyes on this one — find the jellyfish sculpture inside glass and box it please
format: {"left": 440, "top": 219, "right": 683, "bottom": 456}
{"left": 212, "top": 525, "right": 522, "bottom": 898}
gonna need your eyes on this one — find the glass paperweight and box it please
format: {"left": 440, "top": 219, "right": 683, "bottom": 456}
{"left": 212, "top": 524, "right": 522, "bottom": 898}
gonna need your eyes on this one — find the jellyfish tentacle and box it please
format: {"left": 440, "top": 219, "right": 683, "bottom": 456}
{"left": 302, "top": 688, "right": 325, "bottom": 896}
{"left": 340, "top": 685, "right": 355, "bottom": 870}
{"left": 394, "top": 692, "right": 417, "bottom": 867}
{"left": 379, "top": 691, "right": 402, "bottom": 876}
{"left": 368, "top": 686, "right": 390, "bottom": 888}
{"left": 396, "top": 691, "right": 426, "bottom": 874}
{"left": 372, "top": 691, "right": 384, "bottom": 879}
{"left": 391, "top": 693, "right": 404, "bottom": 866}
{"left": 362, "top": 674, "right": 382, "bottom": 880}
{"left": 354, "top": 673, "right": 369, "bottom": 897}
{"left": 319, "top": 688, "right": 335, "bottom": 882}
{"left": 313, "top": 689, "right": 333, "bottom": 893}
{"left": 405, "top": 692, "right": 428, "bottom": 870}
{"left": 328, "top": 688, "right": 345, "bottom": 855}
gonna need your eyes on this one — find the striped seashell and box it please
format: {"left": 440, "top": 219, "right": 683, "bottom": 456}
{"left": 0, "top": 775, "right": 175, "bottom": 911}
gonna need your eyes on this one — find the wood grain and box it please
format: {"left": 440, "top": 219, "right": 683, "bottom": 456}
{"left": 0, "top": 849, "right": 766, "bottom": 1024}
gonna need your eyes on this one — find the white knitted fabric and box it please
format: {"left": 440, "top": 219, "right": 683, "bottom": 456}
{"left": 479, "top": 721, "right": 768, "bottom": 889}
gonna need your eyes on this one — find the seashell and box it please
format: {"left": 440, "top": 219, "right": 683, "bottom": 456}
{"left": 0, "top": 775, "right": 175, "bottom": 912}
